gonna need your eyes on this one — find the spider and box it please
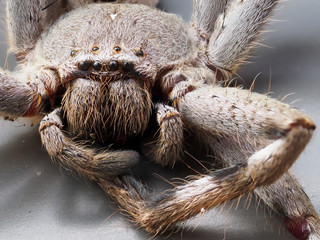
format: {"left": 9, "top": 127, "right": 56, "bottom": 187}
{"left": 0, "top": 0, "right": 319, "bottom": 239}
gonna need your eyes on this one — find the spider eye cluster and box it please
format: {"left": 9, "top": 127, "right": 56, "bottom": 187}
{"left": 77, "top": 60, "right": 134, "bottom": 72}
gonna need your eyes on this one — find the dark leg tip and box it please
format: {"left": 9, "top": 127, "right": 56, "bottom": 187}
{"left": 284, "top": 217, "right": 311, "bottom": 240}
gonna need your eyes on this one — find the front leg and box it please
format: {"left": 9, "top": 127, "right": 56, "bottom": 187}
{"left": 5, "top": 0, "right": 66, "bottom": 61}
{"left": 88, "top": 85, "right": 315, "bottom": 236}
{"left": 174, "top": 85, "right": 319, "bottom": 239}
{"left": 0, "top": 71, "right": 36, "bottom": 119}
{"left": 191, "top": 0, "right": 228, "bottom": 37}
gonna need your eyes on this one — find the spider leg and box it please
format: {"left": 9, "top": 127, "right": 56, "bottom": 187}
{"left": 95, "top": 120, "right": 311, "bottom": 235}
{"left": 256, "top": 173, "right": 320, "bottom": 240}
{"left": 0, "top": 71, "right": 36, "bottom": 119}
{"left": 36, "top": 87, "right": 315, "bottom": 236}
{"left": 192, "top": 0, "right": 278, "bottom": 73}
{"left": 146, "top": 103, "right": 184, "bottom": 167}
{"left": 0, "top": 70, "right": 53, "bottom": 119}
{"left": 6, "top": 0, "right": 44, "bottom": 61}
{"left": 0, "top": 66, "right": 63, "bottom": 119}
{"left": 87, "top": 92, "right": 315, "bottom": 235}
{"left": 191, "top": 0, "right": 228, "bottom": 37}
{"left": 176, "top": 86, "right": 315, "bottom": 186}
{"left": 173, "top": 85, "right": 318, "bottom": 239}
{"left": 39, "top": 108, "right": 140, "bottom": 178}
{"left": 200, "top": 130, "right": 320, "bottom": 240}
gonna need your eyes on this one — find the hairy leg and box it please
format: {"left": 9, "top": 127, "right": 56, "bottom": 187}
{"left": 205, "top": 0, "right": 278, "bottom": 72}
{"left": 39, "top": 108, "right": 140, "bottom": 178}
{"left": 95, "top": 120, "right": 310, "bottom": 235}
{"left": 146, "top": 103, "right": 184, "bottom": 167}
{"left": 178, "top": 86, "right": 319, "bottom": 239}
{"left": 0, "top": 71, "right": 35, "bottom": 118}
{"left": 90, "top": 117, "right": 313, "bottom": 235}
{"left": 199, "top": 131, "right": 319, "bottom": 240}
{"left": 256, "top": 173, "right": 320, "bottom": 240}
{"left": 36, "top": 86, "right": 316, "bottom": 236}
{"left": 35, "top": 85, "right": 315, "bottom": 236}
{"left": 0, "top": 66, "right": 62, "bottom": 119}
{"left": 176, "top": 85, "right": 313, "bottom": 138}
{"left": 6, "top": 0, "right": 45, "bottom": 60}
{"left": 191, "top": 0, "right": 228, "bottom": 37}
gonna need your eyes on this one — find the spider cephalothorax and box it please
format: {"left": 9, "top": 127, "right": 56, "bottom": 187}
{"left": 44, "top": 3, "right": 194, "bottom": 141}
{"left": 0, "top": 1, "right": 319, "bottom": 240}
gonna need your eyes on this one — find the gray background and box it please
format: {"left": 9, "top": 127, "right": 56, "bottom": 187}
{"left": 0, "top": 0, "right": 319, "bottom": 239}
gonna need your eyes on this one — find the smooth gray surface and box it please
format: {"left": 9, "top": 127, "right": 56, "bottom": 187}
{"left": 0, "top": 1, "right": 319, "bottom": 240}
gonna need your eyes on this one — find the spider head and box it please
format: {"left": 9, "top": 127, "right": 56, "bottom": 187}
{"left": 61, "top": 47, "right": 155, "bottom": 142}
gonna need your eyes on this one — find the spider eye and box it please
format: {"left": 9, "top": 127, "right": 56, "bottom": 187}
{"left": 123, "top": 61, "right": 134, "bottom": 72}
{"left": 92, "top": 45, "right": 100, "bottom": 52}
{"left": 101, "top": 0, "right": 117, "bottom": 2}
{"left": 136, "top": 49, "right": 144, "bottom": 57}
{"left": 70, "top": 50, "right": 77, "bottom": 57}
{"left": 78, "top": 61, "right": 91, "bottom": 71}
{"left": 93, "top": 61, "right": 102, "bottom": 71}
{"left": 114, "top": 46, "right": 122, "bottom": 52}
{"left": 108, "top": 61, "right": 119, "bottom": 71}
